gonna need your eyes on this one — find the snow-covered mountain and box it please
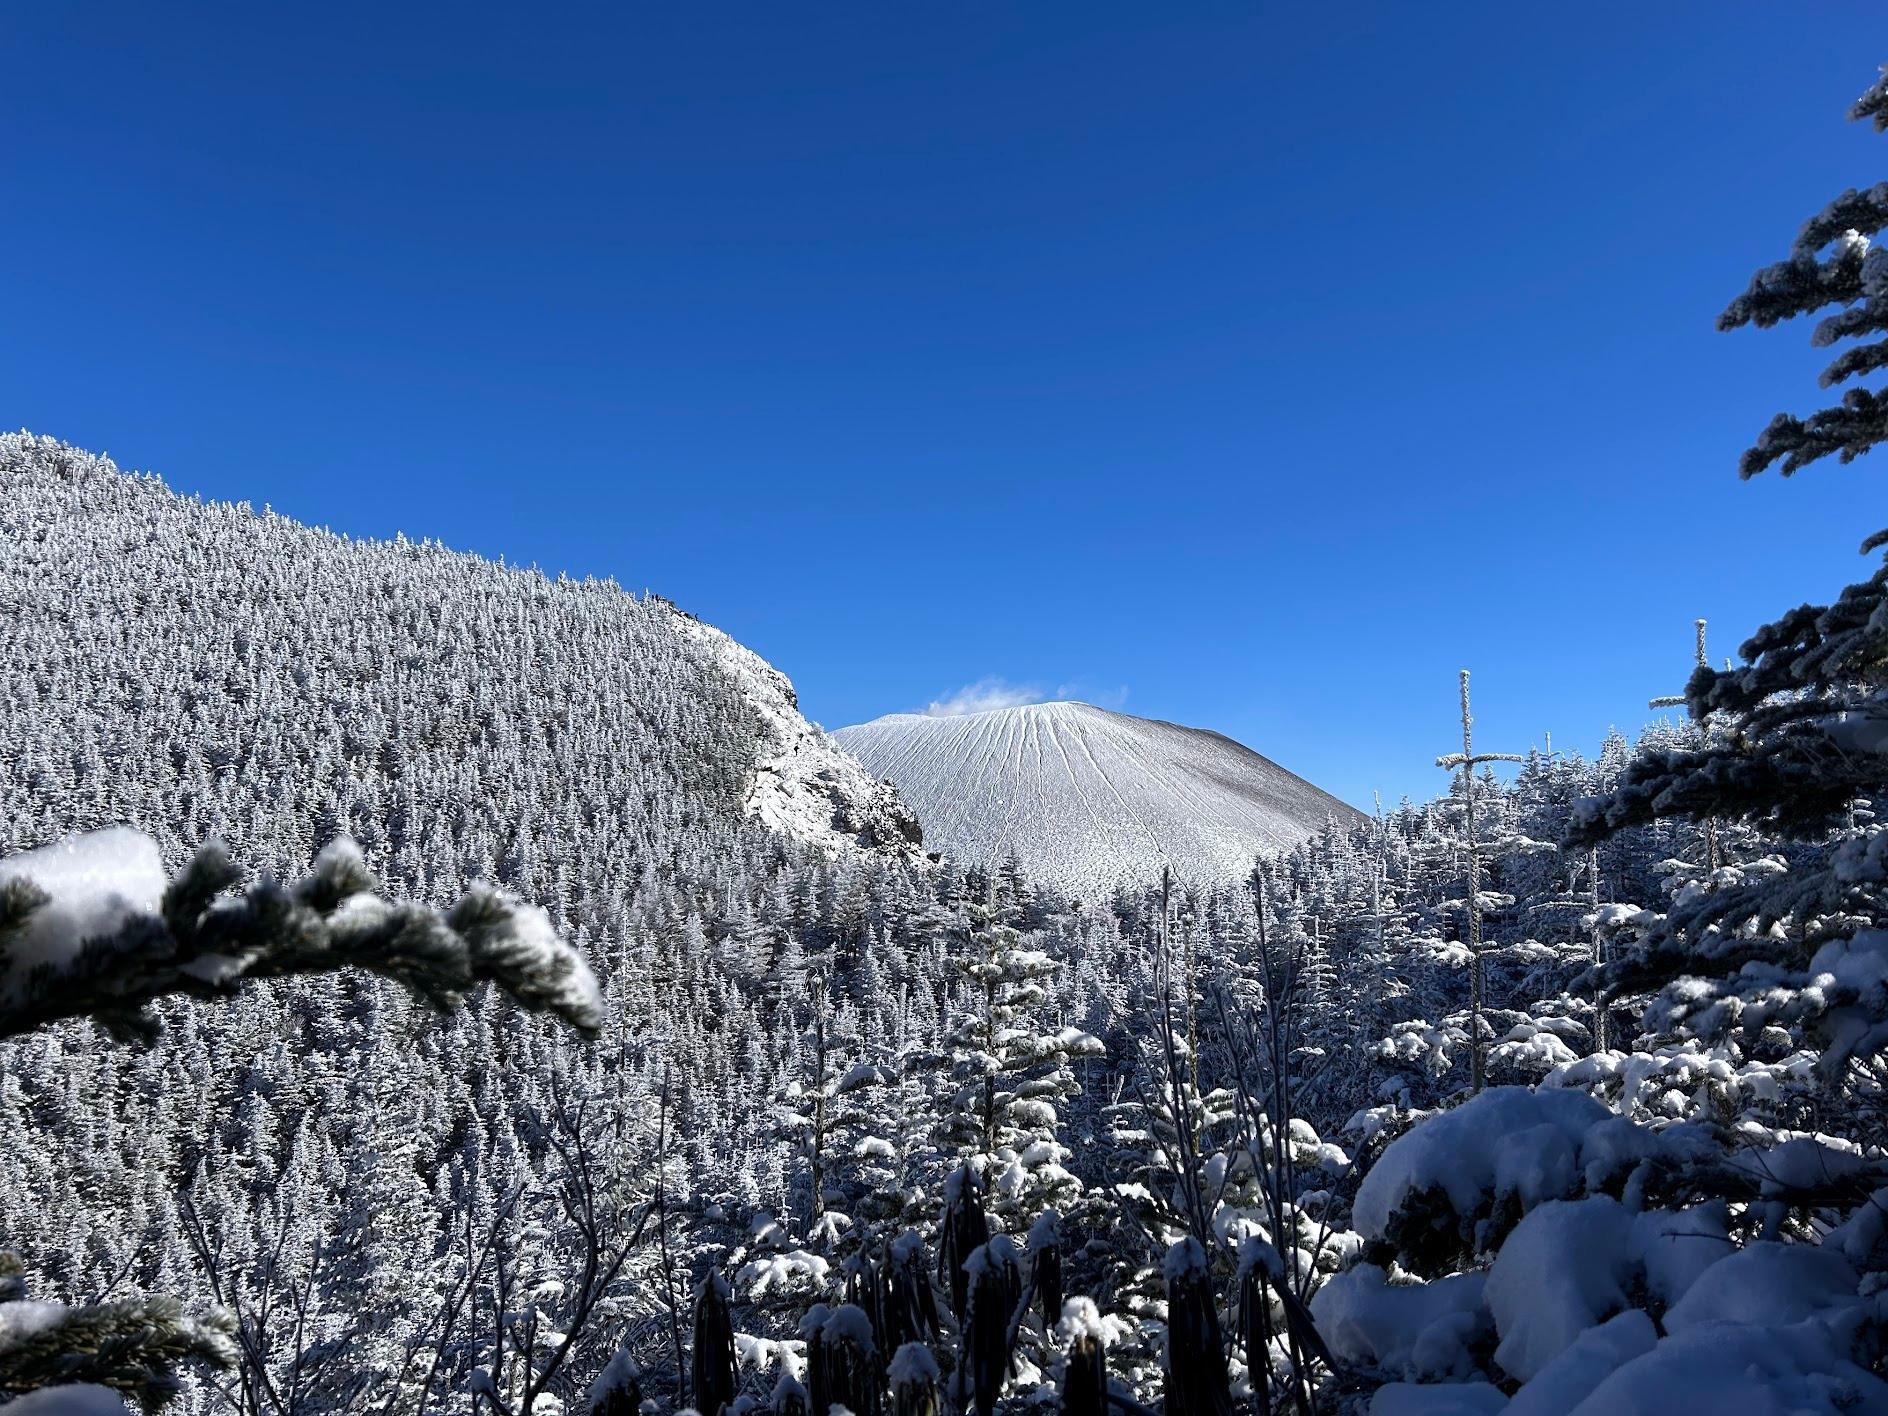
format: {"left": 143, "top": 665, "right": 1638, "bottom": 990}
{"left": 835, "top": 700, "right": 1362, "bottom": 892}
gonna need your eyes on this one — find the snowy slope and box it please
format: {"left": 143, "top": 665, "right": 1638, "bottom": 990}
{"left": 835, "top": 701, "right": 1362, "bottom": 892}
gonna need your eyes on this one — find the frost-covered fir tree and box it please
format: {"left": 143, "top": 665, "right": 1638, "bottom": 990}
{"left": 932, "top": 902, "right": 1101, "bottom": 1230}
{"left": 737, "top": 970, "right": 906, "bottom": 1318}
{"left": 1720, "top": 64, "right": 1888, "bottom": 479}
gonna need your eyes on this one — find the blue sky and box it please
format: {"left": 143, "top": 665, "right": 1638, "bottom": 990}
{"left": 4, "top": 4, "right": 1882, "bottom": 809}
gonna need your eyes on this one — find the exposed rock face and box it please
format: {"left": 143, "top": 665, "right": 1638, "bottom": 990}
{"left": 661, "top": 608, "right": 926, "bottom": 862}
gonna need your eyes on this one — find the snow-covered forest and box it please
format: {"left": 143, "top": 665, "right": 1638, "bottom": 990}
{"left": 9, "top": 55, "right": 1888, "bottom": 1416}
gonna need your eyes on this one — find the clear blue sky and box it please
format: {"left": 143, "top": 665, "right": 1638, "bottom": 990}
{"left": 5, "top": 4, "right": 1881, "bottom": 809}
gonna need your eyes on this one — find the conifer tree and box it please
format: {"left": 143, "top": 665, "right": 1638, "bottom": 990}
{"left": 1567, "top": 64, "right": 1888, "bottom": 1123}
{"left": 1721, "top": 64, "right": 1888, "bottom": 479}
{"left": 931, "top": 903, "right": 1102, "bottom": 1230}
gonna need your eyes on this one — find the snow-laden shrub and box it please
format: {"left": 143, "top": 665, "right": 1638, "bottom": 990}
{"left": 1482, "top": 1196, "right": 1728, "bottom": 1382}
{"left": 1562, "top": 1317, "right": 1888, "bottom": 1415}
{"left": 1325, "top": 1081, "right": 1886, "bottom": 1411}
{"left": 1309, "top": 1266, "right": 1491, "bottom": 1382}
{"left": 1351, "top": 1088, "right": 1610, "bottom": 1271}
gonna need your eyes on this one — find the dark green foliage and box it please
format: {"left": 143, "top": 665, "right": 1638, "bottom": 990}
{"left": 1235, "top": 1260, "right": 1275, "bottom": 1416}
{"left": 873, "top": 1232, "right": 939, "bottom": 1360}
{"left": 1028, "top": 1218, "right": 1062, "bottom": 1333}
{"left": 957, "top": 1245, "right": 1017, "bottom": 1416}
{"left": 807, "top": 1304, "right": 878, "bottom": 1416}
{"left": 1719, "top": 71, "right": 1888, "bottom": 479}
{"left": 1855, "top": 67, "right": 1888, "bottom": 133}
{"left": 1565, "top": 568, "right": 1888, "bottom": 851}
{"left": 1057, "top": 1323, "right": 1107, "bottom": 1416}
{"left": 799, "top": 1304, "right": 832, "bottom": 1416}
{"left": 887, "top": 1341, "right": 938, "bottom": 1416}
{"left": 586, "top": 1360, "right": 641, "bottom": 1416}
{"left": 934, "top": 1164, "right": 990, "bottom": 1325}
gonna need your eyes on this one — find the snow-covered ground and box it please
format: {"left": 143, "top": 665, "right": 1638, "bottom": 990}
{"left": 834, "top": 700, "right": 1362, "bottom": 893}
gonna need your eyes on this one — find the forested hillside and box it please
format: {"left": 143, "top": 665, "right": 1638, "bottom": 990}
{"left": 0, "top": 433, "right": 963, "bottom": 1410}
{"left": 0, "top": 433, "right": 922, "bottom": 874}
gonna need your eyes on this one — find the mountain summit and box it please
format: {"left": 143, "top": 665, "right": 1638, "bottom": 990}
{"left": 833, "top": 700, "right": 1361, "bottom": 893}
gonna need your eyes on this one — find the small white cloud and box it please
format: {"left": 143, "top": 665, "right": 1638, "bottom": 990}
{"left": 924, "top": 677, "right": 1044, "bottom": 718}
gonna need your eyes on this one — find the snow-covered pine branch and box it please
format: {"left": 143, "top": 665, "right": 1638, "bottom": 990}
{"left": 0, "top": 828, "right": 603, "bottom": 1043}
{"left": 1719, "top": 67, "right": 1888, "bottom": 477}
